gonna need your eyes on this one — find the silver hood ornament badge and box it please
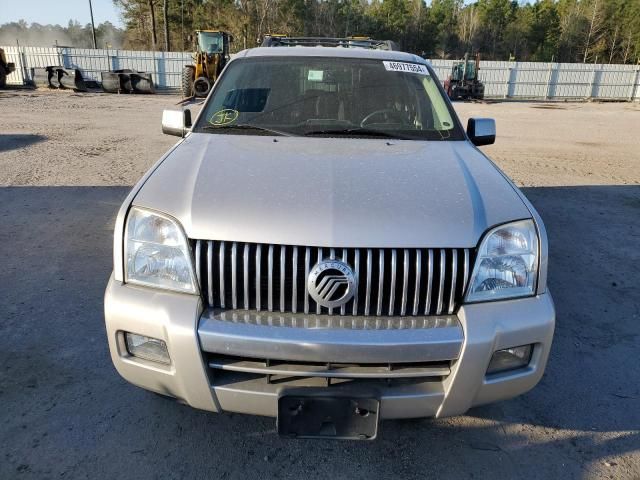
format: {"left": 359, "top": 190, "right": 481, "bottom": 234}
{"left": 307, "top": 259, "right": 357, "bottom": 309}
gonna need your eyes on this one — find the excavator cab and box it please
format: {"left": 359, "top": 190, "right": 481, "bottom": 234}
{"left": 182, "top": 30, "right": 233, "bottom": 98}
{"left": 198, "top": 31, "right": 225, "bottom": 54}
{"left": 444, "top": 53, "right": 484, "bottom": 101}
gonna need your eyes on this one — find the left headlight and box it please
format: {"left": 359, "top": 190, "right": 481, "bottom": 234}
{"left": 465, "top": 219, "right": 539, "bottom": 302}
{"left": 124, "top": 207, "right": 197, "bottom": 294}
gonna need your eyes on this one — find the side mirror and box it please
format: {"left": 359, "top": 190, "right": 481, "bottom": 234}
{"left": 162, "top": 109, "right": 192, "bottom": 137}
{"left": 467, "top": 118, "right": 495, "bottom": 146}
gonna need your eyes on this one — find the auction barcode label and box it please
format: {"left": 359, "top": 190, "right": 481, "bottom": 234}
{"left": 383, "top": 61, "right": 429, "bottom": 75}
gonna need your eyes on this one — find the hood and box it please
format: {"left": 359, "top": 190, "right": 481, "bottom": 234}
{"left": 133, "top": 133, "right": 531, "bottom": 248}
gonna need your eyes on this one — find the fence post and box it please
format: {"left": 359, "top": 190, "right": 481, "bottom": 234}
{"left": 15, "top": 42, "right": 26, "bottom": 85}
{"left": 629, "top": 67, "right": 640, "bottom": 102}
{"left": 151, "top": 49, "right": 158, "bottom": 90}
{"left": 545, "top": 62, "right": 554, "bottom": 100}
{"left": 589, "top": 64, "right": 601, "bottom": 99}
{"left": 503, "top": 65, "right": 512, "bottom": 99}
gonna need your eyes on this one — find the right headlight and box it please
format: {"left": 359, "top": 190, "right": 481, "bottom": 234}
{"left": 465, "top": 219, "right": 539, "bottom": 302}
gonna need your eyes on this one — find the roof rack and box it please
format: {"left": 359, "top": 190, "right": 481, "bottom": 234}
{"left": 261, "top": 35, "right": 399, "bottom": 51}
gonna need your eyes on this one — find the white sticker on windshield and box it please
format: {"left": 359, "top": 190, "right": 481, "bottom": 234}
{"left": 383, "top": 61, "right": 429, "bottom": 75}
{"left": 308, "top": 70, "right": 324, "bottom": 81}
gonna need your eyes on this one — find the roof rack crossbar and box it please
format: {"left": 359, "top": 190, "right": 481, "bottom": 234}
{"left": 261, "top": 36, "right": 399, "bottom": 51}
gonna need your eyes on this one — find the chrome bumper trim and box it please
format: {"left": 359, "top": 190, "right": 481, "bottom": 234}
{"left": 198, "top": 310, "right": 464, "bottom": 363}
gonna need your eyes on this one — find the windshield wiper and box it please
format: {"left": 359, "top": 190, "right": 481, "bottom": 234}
{"left": 303, "top": 128, "right": 409, "bottom": 139}
{"left": 199, "top": 124, "right": 294, "bottom": 137}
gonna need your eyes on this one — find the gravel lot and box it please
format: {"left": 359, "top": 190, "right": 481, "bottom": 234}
{"left": 1, "top": 90, "right": 639, "bottom": 479}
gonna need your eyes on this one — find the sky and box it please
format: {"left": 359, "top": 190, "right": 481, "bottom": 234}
{"left": 0, "top": 0, "right": 123, "bottom": 27}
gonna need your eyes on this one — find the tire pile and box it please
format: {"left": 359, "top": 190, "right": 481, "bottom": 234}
{"left": 33, "top": 67, "right": 155, "bottom": 94}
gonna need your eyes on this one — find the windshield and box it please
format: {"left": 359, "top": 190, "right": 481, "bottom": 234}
{"left": 198, "top": 32, "right": 223, "bottom": 54}
{"left": 195, "top": 56, "right": 464, "bottom": 140}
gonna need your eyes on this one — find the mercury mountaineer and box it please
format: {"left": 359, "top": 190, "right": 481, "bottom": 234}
{"left": 104, "top": 37, "right": 555, "bottom": 440}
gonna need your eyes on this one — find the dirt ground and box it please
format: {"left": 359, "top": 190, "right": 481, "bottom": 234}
{"left": 0, "top": 89, "right": 639, "bottom": 479}
{"left": 0, "top": 90, "right": 638, "bottom": 187}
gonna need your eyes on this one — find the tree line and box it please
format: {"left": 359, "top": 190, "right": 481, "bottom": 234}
{"left": 115, "top": 0, "right": 640, "bottom": 63}
{"left": 0, "top": 20, "right": 124, "bottom": 49}
{"left": 2, "top": 1, "right": 638, "bottom": 64}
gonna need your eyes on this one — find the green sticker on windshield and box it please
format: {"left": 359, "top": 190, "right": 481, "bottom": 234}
{"left": 308, "top": 70, "right": 324, "bottom": 82}
{"left": 209, "top": 109, "right": 239, "bottom": 126}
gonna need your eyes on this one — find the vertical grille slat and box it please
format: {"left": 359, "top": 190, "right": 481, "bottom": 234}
{"left": 328, "top": 247, "right": 335, "bottom": 315}
{"left": 268, "top": 245, "right": 274, "bottom": 312}
{"left": 340, "top": 248, "right": 348, "bottom": 316}
{"left": 243, "top": 244, "right": 249, "bottom": 310}
{"left": 413, "top": 250, "right": 421, "bottom": 316}
{"left": 219, "top": 241, "right": 225, "bottom": 309}
{"left": 352, "top": 249, "right": 360, "bottom": 316}
{"left": 292, "top": 246, "right": 298, "bottom": 314}
{"left": 255, "top": 245, "right": 262, "bottom": 311}
{"left": 304, "top": 247, "right": 310, "bottom": 314}
{"left": 448, "top": 249, "right": 458, "bottom": 314}
{"left": 389, "top": 249, "right": 397, "bottom": 316}
{"left": 462, "top": 249, "right": 470, "bottom": 297}
{"left": 436, "top": 249, "right": 445, "bottom": 315}
{"left": 207, "top": 241, "right": 214, "bottom": 306}
{"left": 197, "top": 240, "right": 472, "bottom": 317}
{"left": 231, "top": 242, "right": 238, "bottom": 310}
{"left": 365, "top": 249, "right": 372, "bottom": 316}
{"left": 195, "top": 241, "right": 202, "bottom": 284}
{"left": 425, "top": 249, "right": 434, "bottom": 315}
{"left": 316, "top": 248, "right": 323, "bottom": 314}
{"left": 280, "top": 246, "right": 286, "bottom": 313}
{"left": 376, "top": 250, "right": 385, "bottom": 316}
{"left": 401, "top": 249, "right": 409, "bottom": 316}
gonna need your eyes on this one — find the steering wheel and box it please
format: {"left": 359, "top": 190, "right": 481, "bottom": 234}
{"left": 360, "top": 109, "right": 404, "bottom": 127}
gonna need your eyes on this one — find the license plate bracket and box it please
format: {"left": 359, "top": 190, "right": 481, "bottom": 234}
{"left": 277, "top": 395, "right": 379, "bottom": 440}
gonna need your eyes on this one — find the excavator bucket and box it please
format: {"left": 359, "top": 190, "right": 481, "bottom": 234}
{"left": 57, "top": 68, "right": 87, "bottom": 91}
{"left": 101, "top": 70, "right": 130, "bottom": 93}
{"left": 130, "top": 72, "right": 155, "bottom": 93}
{"left": 33, "top": 67, "right": 54, "bottom": 88}
{"left": 101, "top": 69, "right": 154, "bottom": 94}
{"left": 33, "top": 66, "right": 87, "bottom": 91}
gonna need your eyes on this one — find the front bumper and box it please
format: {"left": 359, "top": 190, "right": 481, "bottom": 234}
{"left": 104, "top": 274, "right": 555, "bottom": 419}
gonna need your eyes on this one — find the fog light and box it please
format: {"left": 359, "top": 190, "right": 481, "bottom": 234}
{"left": 125, "top": 333, "right": 171, "bottom": 365}
{"left": 487, "top": 344, "right": 533, "bottom": 374}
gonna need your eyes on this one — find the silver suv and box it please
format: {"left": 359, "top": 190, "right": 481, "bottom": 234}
{"left": 105, "top": 42, "right": 555, "bottom": 440}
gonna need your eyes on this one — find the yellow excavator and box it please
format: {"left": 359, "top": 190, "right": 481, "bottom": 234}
{"left": 182, "top": 30, "right": 233, "bottom": 98}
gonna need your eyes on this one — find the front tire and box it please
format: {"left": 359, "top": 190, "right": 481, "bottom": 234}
{"left": 181, "top": 65, "right": 195, "bottom": 98}
{"left": 193, "top": 76, "right": 211, "bottom": 97}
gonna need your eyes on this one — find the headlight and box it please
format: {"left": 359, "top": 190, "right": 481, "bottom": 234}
{"left": 466, "top": 219, "right": 539, "bottom": 302}
{"left": 124, "top": 207, "right": 197, "bottom": 293}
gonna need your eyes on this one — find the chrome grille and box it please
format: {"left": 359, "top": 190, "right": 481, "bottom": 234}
{"left": 194, "top": 241, "right": 473, "bottom": 317}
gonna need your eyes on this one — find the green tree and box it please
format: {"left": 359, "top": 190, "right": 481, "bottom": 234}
{"left": 106, "top": 0, "right": 640, "bottom": 63}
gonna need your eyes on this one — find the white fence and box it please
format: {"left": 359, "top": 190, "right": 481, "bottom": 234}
{"left": 2, "top": 45, "right": 191, "bottom": 89}
{"left": 3, "top": 45, "right": 640, "bottom": 101}
{"left": 429, "top": 59, "right": 640, "bottom": 101}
